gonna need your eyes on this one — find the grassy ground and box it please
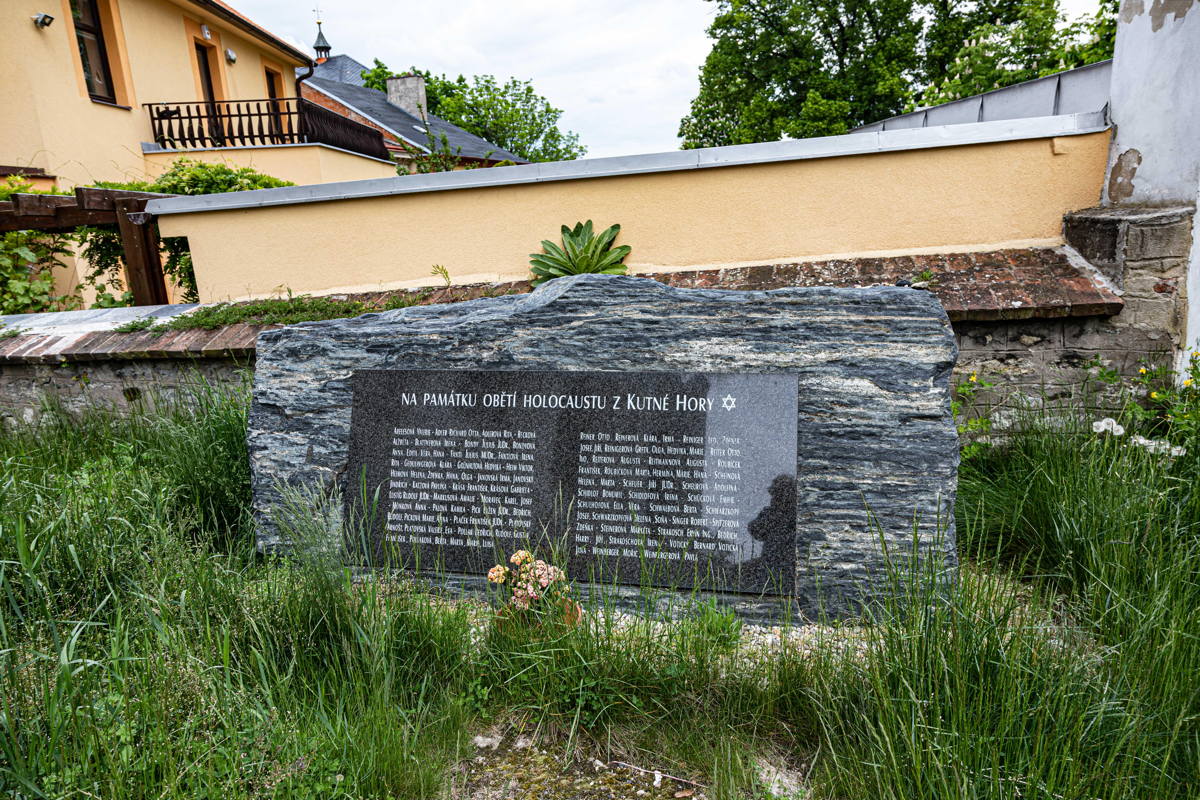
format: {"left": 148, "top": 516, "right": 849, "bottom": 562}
{"left": 1, "top": 382, "right": 1198, "bottom": 799}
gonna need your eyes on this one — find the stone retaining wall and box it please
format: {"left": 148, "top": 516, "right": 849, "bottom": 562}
{"left": 0, "top": 358, "right": 246, "bottom": 426}
{"left": 1, "top": 213, "right": 1193, "bottom": 424}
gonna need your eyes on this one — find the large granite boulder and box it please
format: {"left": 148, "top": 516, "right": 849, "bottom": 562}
{"left": 249, "top": 275, "right": 959, "bottom": 616}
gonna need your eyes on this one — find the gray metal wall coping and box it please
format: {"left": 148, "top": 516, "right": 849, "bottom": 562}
{"left": 855, "top": 60, "right": 1113, "bottom": 133}
{"left": 147, "top": 111, "right": 1109, "bottom": 217}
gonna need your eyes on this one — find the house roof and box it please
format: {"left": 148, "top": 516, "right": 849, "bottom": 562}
{"left": 304, "top": 76, "right": 525, "bottom": 163}
{"left": 303, "top": 54, "right": 369, "bottom": 87}
{"left": 186, "top": 0, "right": 311, "bottom": 65}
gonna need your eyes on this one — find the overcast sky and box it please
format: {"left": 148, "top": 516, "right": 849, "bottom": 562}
{"left": 233, "top": 0, "right": 1102, "bottom": 160}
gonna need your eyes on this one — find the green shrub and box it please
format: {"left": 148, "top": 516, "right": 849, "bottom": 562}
{"left": 144, "top": 158, "right": 293, "bottom": 195}
{"left": 80, "top": 159, "right": 294, "bottom": 303}
{"left": 528, "top": 220, "right": 631, "bottom": 286}
{"left": 0, "top": 230, "right": 77, "bottom": 315}
{"left": 0, "top": 178, "right": 78, "bottom": 315}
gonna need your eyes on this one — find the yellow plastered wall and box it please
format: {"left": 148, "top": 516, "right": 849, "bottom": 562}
{"left": 143, "top": 145, "right": 397, "bottom": 186}
{"left": 160, "top": 131, "right": 1111, "bottom": 303}
{"left": 0, "top": 0, "right": 311, "bottom": 187}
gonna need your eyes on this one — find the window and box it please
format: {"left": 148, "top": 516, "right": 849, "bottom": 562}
{"left": 70, "top": 0, "right": 117, "bottom": 103}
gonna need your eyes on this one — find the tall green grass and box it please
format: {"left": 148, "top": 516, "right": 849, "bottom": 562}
{"left": 1, "top": 383, "right": 1197, "bottom": 798}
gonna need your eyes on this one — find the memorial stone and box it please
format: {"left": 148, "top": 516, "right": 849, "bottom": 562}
{"left": 249, "top": 275, "right": 959, "bottom": 616}
{"left": 346, "top": 369, "right": 799, "bottom": 594}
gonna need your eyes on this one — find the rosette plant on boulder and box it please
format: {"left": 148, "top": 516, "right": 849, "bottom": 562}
{"left": 528, "top": 220, "right": 631, "bottom": 286}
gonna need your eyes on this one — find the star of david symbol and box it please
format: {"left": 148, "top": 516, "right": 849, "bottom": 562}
{"left": 721, "top": 394, "right": 737, "bottom": 411}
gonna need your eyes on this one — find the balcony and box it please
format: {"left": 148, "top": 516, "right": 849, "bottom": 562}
{"left": 145, "top": 97, "right": 390, "bottom": 161}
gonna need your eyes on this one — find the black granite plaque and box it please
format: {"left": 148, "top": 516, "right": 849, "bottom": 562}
{"left": 345, "top": 369, "right": 799, "bottom": 594}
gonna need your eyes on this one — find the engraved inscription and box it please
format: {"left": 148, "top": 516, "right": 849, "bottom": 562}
{"left": 346, "top": 370, "right": 799, "bottom": 594}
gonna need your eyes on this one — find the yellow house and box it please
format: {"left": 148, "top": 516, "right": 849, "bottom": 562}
{"left": 1, "top": 0, "right": 397, "bottom": 189}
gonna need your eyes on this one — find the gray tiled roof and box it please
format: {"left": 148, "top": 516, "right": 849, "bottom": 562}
{"left": 297, "top": 54, "right": 369, "bottom": 87}
{"left": 304, "top": 76, "right": 524, "bottom": 163}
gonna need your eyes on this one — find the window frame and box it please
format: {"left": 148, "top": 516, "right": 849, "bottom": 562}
{"left": 70, "top": 0, "right": 119, "bottom": 104}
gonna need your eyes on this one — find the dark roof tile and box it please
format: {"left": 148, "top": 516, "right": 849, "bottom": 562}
{"left": 304, "top": 76, "right": 524, "bottom": 163}
{"left": 302, "top": 54, "right": 370, "bottom": 87}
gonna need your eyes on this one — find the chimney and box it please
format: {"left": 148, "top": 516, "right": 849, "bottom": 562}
{"left": 387, "top": 73, "right": 427, "bottom": 120}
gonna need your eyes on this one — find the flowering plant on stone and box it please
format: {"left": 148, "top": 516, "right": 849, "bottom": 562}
{"left": 1091, "top": 417, "right": 1125, "bottom": 436}
{"left": 1084, "top": 353, "right": 1199, "bottom": 459}
{"left": 1124, "top": 353, "right": 1200, "bottom": 443}
{"left": 487, "top": 550, "right": 579, "bottom": 622}
{"left": 952, "top": 371, "right": 996, "bottom": 460}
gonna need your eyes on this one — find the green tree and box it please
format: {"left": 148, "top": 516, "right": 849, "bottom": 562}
{"left": 1063, "top": 0, "right": 1118, "bottom": 67}
{"left": 920, "top": 0, "right": 1116, "bottom": 106}
{"left": 362, "top": 61, "right": 585, "bottom": 163}
{"left": 919, "top": 0, "right": 1033, "bottom": 87}
{"left": 678, "top": 0, "right": 924, "bottom": 148}
{"left": 359, "top": 58, "right": 396, "bottom": 93}
{"left": 680, "top": 0, "right": 1115, "bottom": 148}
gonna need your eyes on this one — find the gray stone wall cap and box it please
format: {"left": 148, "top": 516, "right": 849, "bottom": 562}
{"left": 1064, "top": 204, "right": 1196, "bottom": 223}
{"left": 0, "top": 303, "right": 198, "bottom": 335}
{"left": 147, "top": 112, "right": 1109, "bottom": 217}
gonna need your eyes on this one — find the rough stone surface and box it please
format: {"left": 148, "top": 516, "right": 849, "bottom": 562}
{"left": 954, "top": 316, "right": 1175, "bottom": 400}
{"left": 249, "top": 275, "right": 959, "bottom": 617}
{"left": 0, "top": 358, "right": 245, "bottom": 427}
{"left": 1022, "top": 204, "right": 1198, "bottom": 395}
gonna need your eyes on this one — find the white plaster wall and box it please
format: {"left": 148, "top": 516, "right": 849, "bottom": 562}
{"left": 1106, "top": 0, "right": 1200, "bottom": 206}
{"left": 1185, "top": 181, "right": 1200, "bottom": 362}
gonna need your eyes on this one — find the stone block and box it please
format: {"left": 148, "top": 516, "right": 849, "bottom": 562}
{"left": 1125, "top": 257, "right": 1187, "bottom": 279}
{"left": 1064, "top": 213, "right": 1122, "bottom": 277}
{"left": 1126, "top": 219, "right": 1194, "bottom": 261}
{"left": 1123, "top": 272, "right": 1179, "bottom": 298}
{"left": 1122, "top": 295, "right": 1181, "bottom": 331}
{"left": 1005, "top": 321, "right": 1065, "bottom": 350}
{"left": 954, "top": 324, "right": 1001, "bottom": 351}
{"left": 248, "top": 276, "right": 960, "bottom": 619}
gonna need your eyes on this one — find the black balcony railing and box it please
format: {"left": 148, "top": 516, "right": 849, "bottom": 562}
{"left": 145, "top": 97, "right": 391, "bottom": 161}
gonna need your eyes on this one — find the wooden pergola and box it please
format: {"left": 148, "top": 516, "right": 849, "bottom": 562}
{"left": 0, "top": 187, "right": 175, "bottom": 306}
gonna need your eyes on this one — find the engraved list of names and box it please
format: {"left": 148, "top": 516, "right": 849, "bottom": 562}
{"left": 346, "top": 369, "right": 799, "bottom": 594}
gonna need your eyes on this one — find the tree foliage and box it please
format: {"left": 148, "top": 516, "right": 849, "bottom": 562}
{"left": 680, "top": 0, "right": 1117, "bottom": 148}
{"left": 0, "top": 178, "right": 78, "bottom": 316}
{"left": 679, "top": 0, "right": 923, "bottom": 147}
{"left": 83, "top": 159, "right": 293, "bottom": 304}
{"left": 362, "top": 60, "right": 585, "bottom": 163}
{"left": 920, "top": 0, "right": 1117, "bottom": 105}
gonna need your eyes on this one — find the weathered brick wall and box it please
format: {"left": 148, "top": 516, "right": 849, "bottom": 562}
{"left": 953, "top": 316, "right": 1174, "bottom": 398}
{"left": 970, "top": 205, "right": 1199, "bottom": 395}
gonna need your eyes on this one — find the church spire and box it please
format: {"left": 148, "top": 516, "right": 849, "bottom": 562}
{"left": 313, "top": 21, "right": 331, "bottom": 63}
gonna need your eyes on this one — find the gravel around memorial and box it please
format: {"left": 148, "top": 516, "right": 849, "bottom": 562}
{"left": 450, "top": 728, "right": 811, "bottom": 799}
